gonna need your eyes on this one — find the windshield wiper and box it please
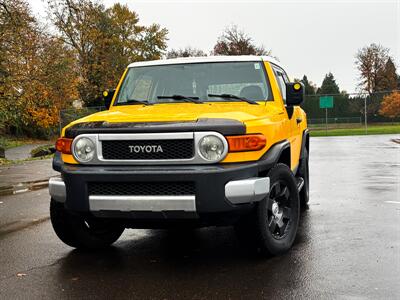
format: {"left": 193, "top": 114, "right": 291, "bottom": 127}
{"left": 208, "top": 93, "right": 259, "bottom": 105}
{"left": 157, "top": 95, "right": 203, "bottom": 104}
{"left": 125, "top": 98, "right": 152, "bottom": 105}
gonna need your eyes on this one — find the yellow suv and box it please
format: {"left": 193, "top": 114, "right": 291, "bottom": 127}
{"left": 49, "top": 56, "right": 309, "bottom": 256}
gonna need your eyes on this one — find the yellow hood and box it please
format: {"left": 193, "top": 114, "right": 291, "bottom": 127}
{"left": 67, "top": 102, "right": 279, "bottom": 126}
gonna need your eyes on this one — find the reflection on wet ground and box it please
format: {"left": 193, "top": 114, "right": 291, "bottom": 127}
{"left": 0, "top": 134, "right": 399, "bottom": 299}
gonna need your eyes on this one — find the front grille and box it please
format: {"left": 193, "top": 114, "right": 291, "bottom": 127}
{"left": 101, "top": 139, "right": 194, "bottom": 160}
{"left": 88, "top": 182, "right": 196, "bottom": 196}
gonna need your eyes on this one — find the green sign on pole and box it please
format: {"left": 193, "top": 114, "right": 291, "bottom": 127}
{"left": 320, "top": 96, "right": 334, "bottom": 135}
{"left": 319, "top": 96, "right": 334, "bottom": 108}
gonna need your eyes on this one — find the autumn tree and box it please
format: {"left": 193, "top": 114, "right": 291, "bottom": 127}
{"left": 213, "top": 25, "right": 270, "bottom": 56}
{"left": 355, "top": 44, "right": 398, "bottom": 119}
{"left": 355, "top": 43, "right": 391, "bottom": 94}
{"left": 0, "top": 0, "right": 78, "bottom": 136}
{"left": 379, "top": 91, "right": 400, "bottom": 119}
{"left": 47, "top": 0, "right": 168, "bottom": 106}
{"left": 167, "top": 47, "right": 207, "bottom": 58}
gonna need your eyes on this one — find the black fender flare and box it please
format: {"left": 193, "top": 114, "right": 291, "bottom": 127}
{"left": 52, "top": 151, "right": 62, "bottom": 172}
{"left": 257, "top": 140, "right": 291, "bottom": 173}
{"left": 299, "top": 129, "right": 310, "bottom": 159}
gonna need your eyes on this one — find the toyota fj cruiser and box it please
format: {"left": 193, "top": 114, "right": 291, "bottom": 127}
{"left": 50, "top": 56, "right": 309, "bottom": 256}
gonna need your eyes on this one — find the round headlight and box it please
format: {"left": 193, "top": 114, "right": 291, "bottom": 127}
{"left": 198, "top": 135, "right": 225, "bottom": 161}
{"left": 73, "top": 137, "right": 95, "bottom": 162}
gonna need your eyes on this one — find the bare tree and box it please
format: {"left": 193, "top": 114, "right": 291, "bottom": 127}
{"left": 213, "top": 25, "right": 271, "bottom": 56}
{"left": 355, "top": 43, "right": 390, "bottom": 94}
{"left": 167, "top": 47, "right": 207, "bottom": 58}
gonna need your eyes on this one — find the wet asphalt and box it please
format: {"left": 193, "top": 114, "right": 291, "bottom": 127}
{"left": 0, "top": 134, "right": 399, "bottom": 299}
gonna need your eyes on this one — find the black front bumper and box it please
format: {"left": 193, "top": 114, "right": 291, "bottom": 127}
{"left": 59, "top": 160, "right": 266, "bottom": 214}
{"left": 51, "top": 140, "right": 286, "bottom": 224}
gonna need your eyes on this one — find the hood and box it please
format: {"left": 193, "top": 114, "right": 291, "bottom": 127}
{"left": 71, "top": 102, "right": 277, "bottom": 125}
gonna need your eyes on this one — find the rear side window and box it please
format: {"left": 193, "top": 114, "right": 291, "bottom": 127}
{"left": 272, "top": 66, "right": 289, "bottom": 103}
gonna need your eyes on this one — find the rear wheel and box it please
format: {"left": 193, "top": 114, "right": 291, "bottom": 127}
{"left": 50, "top": 199, "right": 124, "bottom": 249}
{"left": 298, "top": 149, "right": 309, "bottom": 207}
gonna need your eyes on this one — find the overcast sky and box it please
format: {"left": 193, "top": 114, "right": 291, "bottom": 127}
{"left": 31, "top": 0, "right": 399, "bottom": 93}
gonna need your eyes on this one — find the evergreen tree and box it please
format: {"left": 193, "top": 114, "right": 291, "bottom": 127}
{"left": 301, "top": 75, "right": 316, "bottom": 95}
{"left": 316, "top": 73, "right": 354, "bottom": 119}
{"left": 319, "top": 72, "right": 340, "bottom": 94}
{"left": 300, "top": 75, "right": 318, "bottom": 118}
{"left": 378, "top": 58, "right": 398, "bottom": 91}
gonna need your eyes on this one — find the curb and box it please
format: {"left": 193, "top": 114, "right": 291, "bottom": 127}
{"left": 0, "top": 179, "right": 50, "bottom": 197}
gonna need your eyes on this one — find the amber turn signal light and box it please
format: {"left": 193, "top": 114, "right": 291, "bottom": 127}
{"left": 226, "top": 134, "right": 266, "bottom": 152}
{"left": 55, "top": 137, "right": 73, "bottom": 154}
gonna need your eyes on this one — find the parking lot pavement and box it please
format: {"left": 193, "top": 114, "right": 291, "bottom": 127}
{"left": 4, "top": 143, "right": 51, "bottom": 161}
{"left": 0, "top": 134, "right": 399, "bottom": 299}
{"left": 0, "top": 189, "right": 50, "bottom": 236}
{"left": 0, "top": 159, "right": 57, "bottom": 192}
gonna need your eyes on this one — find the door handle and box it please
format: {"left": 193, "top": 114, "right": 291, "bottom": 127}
{"left": 296, "top": 117, "right": 302, "bottom": 124}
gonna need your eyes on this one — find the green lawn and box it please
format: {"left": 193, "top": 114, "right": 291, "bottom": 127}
{"left": 0, "top": 136, "right": 26, "bottom": 149}
{"left": 0, "top": 136, "right": 51, "bottom": 149}
{"left": 310, "top": 124, "right": 400, "bottom": 137}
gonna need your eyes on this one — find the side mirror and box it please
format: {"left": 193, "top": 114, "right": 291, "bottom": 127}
{"left": 103, "top": 89, "right": 115, "bottom": 109}
{"left": 286, "top": 82, "right": 304, "bottom": 106}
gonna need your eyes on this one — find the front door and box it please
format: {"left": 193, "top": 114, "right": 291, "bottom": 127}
{"left": 272, "top": 66, "right": 302, "bottom": 171}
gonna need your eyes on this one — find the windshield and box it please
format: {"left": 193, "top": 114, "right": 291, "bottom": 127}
{"left": 115, "top": 61, "right": 272, "bottom": 105}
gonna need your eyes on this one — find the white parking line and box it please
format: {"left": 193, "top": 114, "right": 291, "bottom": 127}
{"left": 384, "top": 201, "right": 400, "bottom": 204}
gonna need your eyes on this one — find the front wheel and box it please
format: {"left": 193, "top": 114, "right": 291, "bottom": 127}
{"left": 256, "top": 164, "right": 300, "bottom": 255}
{"left": 50, "top": 199, "right": 124, "bottom": 249}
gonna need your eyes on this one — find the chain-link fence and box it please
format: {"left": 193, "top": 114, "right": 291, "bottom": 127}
{"left": 302, "top": 91, "right": 399, "bottom": 121}
{"left": 302, "top": 91, "right": 400, "bottom": 134}
{"left": 309, "top": 117, "right": 362, "bottom": 128}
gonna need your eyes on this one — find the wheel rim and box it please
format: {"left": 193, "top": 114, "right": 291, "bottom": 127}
{"left": 267, "top": 180, "right": 293, "bottom": 240}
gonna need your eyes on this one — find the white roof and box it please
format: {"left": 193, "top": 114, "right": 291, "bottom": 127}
{"left": 128, "top": 55, "right": 284, "bottom": 69}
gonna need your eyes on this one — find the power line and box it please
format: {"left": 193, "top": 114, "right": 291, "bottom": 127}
{"left": 304, "top": 89, "right": 400, "bottom": 98}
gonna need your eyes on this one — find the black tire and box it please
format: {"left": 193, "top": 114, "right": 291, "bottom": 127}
{"left": 298, "top": 149, "right": 309, "bottom": 207}
{"left": 235, "top": 163, "right": 300, "bottom": 256}
{"left": 235, "top": 164, "right": 300, "bottom": 256}
{"left": 256, "top": 163, "right": 300, "bottom": 256}
{"left": 50, "top": 199, "right": 124, "bottom": 249}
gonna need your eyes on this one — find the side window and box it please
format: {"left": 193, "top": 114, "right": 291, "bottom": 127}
{"left": 273, "top": 67, "right": 288, "bottom": 103}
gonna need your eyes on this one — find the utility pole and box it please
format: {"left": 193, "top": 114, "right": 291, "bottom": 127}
{"left": 364, "top": 97, "right": 367, "bottom": 134}
{"left": 325, "top": 108, "right": 328, "bottom": 136}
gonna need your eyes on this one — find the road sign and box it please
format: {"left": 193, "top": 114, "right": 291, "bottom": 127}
{"left": 319, "top": 96, "right": 334, "bottom": 135}
{"left": 320, "top": 96, "right": 334, "bottom": 108}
